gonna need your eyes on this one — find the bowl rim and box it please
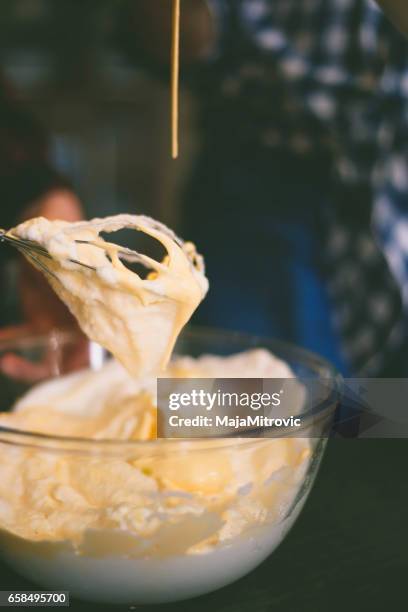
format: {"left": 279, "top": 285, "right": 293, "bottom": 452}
{"left": 0, "top": 326, "right": 342, "bottom": 454}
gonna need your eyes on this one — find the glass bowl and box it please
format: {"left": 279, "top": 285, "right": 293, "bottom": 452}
{"left": 0, "top": 327, "right": 340, "bottom": 604}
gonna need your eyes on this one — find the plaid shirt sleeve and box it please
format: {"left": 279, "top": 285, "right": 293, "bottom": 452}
{"left": 204, "top": 0, "right": 408, "bottom": 374}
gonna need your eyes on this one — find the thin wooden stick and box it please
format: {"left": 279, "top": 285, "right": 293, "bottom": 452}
{"left": 171, "top": 0, "right": 180, "bottom": 159}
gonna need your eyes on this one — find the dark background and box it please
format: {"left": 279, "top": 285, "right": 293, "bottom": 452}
{"left": 0, "top": 2, "right": 407, "bottom": 610}
{"left": 0, "top": 0, "right": 195, "bottom": 224}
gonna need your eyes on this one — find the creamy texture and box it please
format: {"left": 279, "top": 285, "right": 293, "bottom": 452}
{"left": 0, "top": 508, "right": 308, "bottom": 604}
{"left": 0, "top": 213, "right": 315, "bottom": 602}
{"left": 0, "top": 350, "right": 310, "bottom": 554}
{"left": 12, "top": 215, "right": 208, "bottom": 376}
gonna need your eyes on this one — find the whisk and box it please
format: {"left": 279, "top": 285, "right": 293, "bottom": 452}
{"left": 0, "top": 228, "right": 163, "bottom": 281}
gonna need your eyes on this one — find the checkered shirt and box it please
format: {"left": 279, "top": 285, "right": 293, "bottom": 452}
{"left": 203, "top": 0, "right": 408, "bottom": 374}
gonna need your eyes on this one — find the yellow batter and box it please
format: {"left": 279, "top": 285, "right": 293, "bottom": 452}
{"left": 12, "top": 214, "right": 208, "bottom": 376}
{"left": 0, "top": 214, "right": 311, "bottom": 557}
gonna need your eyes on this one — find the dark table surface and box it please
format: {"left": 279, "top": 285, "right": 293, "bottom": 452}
{"left": 1, "top": 439, "right": 407, "bottom": 612}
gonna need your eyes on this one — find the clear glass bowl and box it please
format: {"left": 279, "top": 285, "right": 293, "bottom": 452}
{"left": 0, "top": 327, "right": 340, "bottom": 604}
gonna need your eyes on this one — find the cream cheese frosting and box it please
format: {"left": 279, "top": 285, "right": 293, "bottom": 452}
{"left": 0, "top": 351, "right": 310, "bottom": 554}
{"left": 12, "top": 214, "right": 208, "bottom": 376}
{"left": 0, "top": 213, "right": 312, "bottom": 562}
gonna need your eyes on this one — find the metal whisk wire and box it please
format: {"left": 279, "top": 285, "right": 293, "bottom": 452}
{"left": 0, "top": 228, "right": 59, "bottom": 281}
{"left": 0, "top": 228, "right": 96, "bottom": 281}
{"left": 0, "top": 228, "right": 163, "bottom": 280}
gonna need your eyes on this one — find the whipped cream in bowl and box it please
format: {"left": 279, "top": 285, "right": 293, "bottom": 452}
{"left": 0, "top": 215, "right": 340, "bottom": 604}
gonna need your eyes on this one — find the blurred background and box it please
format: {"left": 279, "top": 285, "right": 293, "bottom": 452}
{"left": 0, "top": 0, "right": 195, "bottom": 222}
{"left": 1, "top": 0, "right": 407, "bottom": 377}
